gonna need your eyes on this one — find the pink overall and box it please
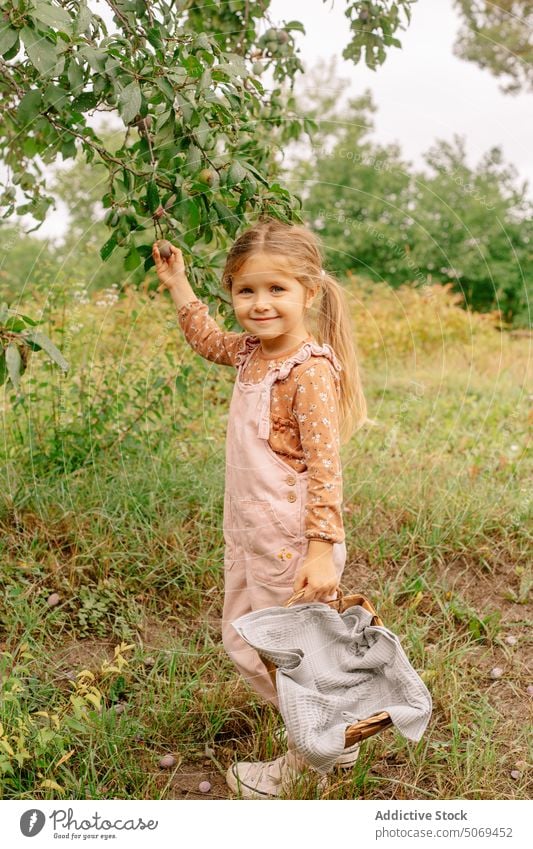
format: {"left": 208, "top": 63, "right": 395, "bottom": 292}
{"left": 221, "top": 338, "right": 347, "bottom": 708}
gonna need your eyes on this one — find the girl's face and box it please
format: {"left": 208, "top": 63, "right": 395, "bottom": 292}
{"left": 231, "top": 252, "right": 317, "bottom": 354}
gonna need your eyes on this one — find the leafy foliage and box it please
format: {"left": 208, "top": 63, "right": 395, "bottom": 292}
{"left": 453, "top": 1, "right": 533, "bottom": 94}
{"left": 0, "top": 302, "right": 69, "bottom": 394}
{"left": 0, "top": 1, "right": 415, "bottom": 285}
{"left": 287, "top": 68, "right": 532, "bottom": 325}
{"left": 0, "top": 0, "right": 418, "bottom": 387}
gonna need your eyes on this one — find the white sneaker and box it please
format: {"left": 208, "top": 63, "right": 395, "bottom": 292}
{"left": 226, "top": 746, "right": 328, "bottom": 800}
{"left": 333, "top": 740, "right": 361, "bottom": 769}
{"left": 273, "top": 726, "right": 361, "bottom": 770}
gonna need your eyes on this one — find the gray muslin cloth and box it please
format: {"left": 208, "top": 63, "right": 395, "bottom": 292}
{"left": 231, "top": 602, "right": 432, "bottom": 774}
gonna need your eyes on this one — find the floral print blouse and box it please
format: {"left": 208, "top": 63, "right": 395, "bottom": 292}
{"left": 177, "top": 298, "right": 345, "bottom": 544}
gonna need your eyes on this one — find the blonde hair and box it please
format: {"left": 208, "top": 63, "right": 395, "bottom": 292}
{"left": 221, "top": 215, "right": 369, "bottom": 444}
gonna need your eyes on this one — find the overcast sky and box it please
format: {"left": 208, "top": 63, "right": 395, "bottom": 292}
{"left": 272, "top": 0, "right": 532, "bottom": 186}
{"left": 11, "top": 0, "right": 533, "bottom": 243}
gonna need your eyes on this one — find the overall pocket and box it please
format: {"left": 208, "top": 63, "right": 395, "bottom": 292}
{"left": 234, "top": 499, "right": 305, "bottom": 585}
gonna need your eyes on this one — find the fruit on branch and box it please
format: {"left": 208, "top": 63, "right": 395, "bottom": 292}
{"left": 198, "top": 168, "right": 215, "bottom": 185}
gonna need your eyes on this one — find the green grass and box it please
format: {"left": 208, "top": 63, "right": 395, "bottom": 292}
{"left": 0, "top": 283, "right": 531, "bottom": 800}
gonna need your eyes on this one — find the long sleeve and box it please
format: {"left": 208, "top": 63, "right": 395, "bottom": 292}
{"left": 177, "top": 298, "right": 250, "bottom": 366}
{"left": 292, "top": 359, "right": 345, "bottom": 543}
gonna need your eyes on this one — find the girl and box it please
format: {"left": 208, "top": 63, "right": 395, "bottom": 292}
{"left": 152, "top": 216, "right": 368, "bottom": 799}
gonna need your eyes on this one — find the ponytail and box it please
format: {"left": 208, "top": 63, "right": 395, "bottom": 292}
{"left": 312, "top": 271, "right": 373, "bottom": 444}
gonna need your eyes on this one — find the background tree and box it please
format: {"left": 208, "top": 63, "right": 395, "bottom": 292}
{"left": 286, "top": 60, "right": 532, "bottom": 325}
{"left": 410, "top": 137, "right": 531, "bottom": 323}
{"left": 0, "top": 221, "right": 61, "bottom": 303}
{"left": 453, "top": 0, "right": 533, "bottom": 94}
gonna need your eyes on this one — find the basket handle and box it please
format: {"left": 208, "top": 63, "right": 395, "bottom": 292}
{"left": 283, "top": 587, "right": 383, "bottom": 626}
{"left": 284, "top": 587, "right": 345, "bottom": 608}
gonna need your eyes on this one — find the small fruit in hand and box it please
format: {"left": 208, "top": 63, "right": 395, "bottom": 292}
{"left": 156, "top": 240, "right": 172, "bottom": 260}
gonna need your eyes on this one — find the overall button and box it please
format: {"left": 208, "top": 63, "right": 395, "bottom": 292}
{"left": 286, "top": 475, "right": 296, "bottom": 486}
{"left": 287, "top": 492, "right": 297, "bottom": 503}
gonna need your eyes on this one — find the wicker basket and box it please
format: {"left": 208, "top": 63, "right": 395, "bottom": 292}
{"left": 262, "top": 588, "right": 393, "bottom": 747}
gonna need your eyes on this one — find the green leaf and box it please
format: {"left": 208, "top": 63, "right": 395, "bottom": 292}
{"left": 0, "top": 303, "right": 9, "bottom": 324}
{"left": 43, "top": 84, "right": 70, "bottom": 111}
{"left": 14, "top": 312, "right": 39, "bottom": 327}
{"left": 3, "top": 317, "right": 27, "bottom": 332}
{"left": 78, "top": 44, "right": 107, "bottom": 73}
{"left": 227, "top": 160, "right": 247, "bottom": 187}
{"left": 192, "top": 117, "right": 211, "bottom": 147}
{"left": 219, "top": 52, "right": 247, "bottom": 78}
{"left": 74, "top": 0, "right": 93, "bottom": 36}
{"left": 124, "top": 246, "right": 141, "bottom": 270}
{"left": 71, "top": 91, "right": 99, "bottom": 112}
{"left": 100, "top": 234, "right": 118, "bottom": 261}
{"left": 30, "top": 1, "right": 73, "bottom": 34}
{"left": 22, "top": 331, "right": 69, "bottom": 372}
{"left": 22, "top": 137, "right": 39, "bottom": 157}
{"left": 16, "top": 89, "right": 44, "bottom": 127}
{"left": 5, "top": 343, "right": 22, "bottom": 389}
{"left": 0, "top": 350, "right": 7, "bottom": 386}
{"left": 181, "top": 197, "right": 201, "bottom": 231}
{"left": 241, "top": 161, "right": 269, "bottom": 186}
{"left": 146, "top": 26, "right": 163, "bottom": 50}
{"left": 285, "top": 21, "right": 306, "bottom": 33}
{"left": 143, "top": 254, "right": 156, "bottom": 273}
{"left": 21, "top": 26, "right": 58, "bottom": 77}
{"left": 0, "top": 25, "right": 18, "bottom": 57}
{"left": 167, "top": 68, "right": 188, "bottom": 86}
{"left": 185, "top": 144, "right": 202, "bottom": 172}
{"left": 118, "top": 81, "right": 142, "bottom": 125}
{"left": 146, "top": 181, "right": 160, "bottom": 214}
{"left": 194, "top": 34, "right": 211, "bottom": 52}
{"left": 197, "top": 68, "right": 212, "bottom": 93}
{"left": 67, "top": 57, "right": 84, "bottom": 93}
{"left": 213, "top": 200, "right": 239, "bottom": 237}
{"left": 155, "top": 77, "right": 174, "bottom": 100}
{"left": 122, "top": 168, "right": 133, "bottom": 192}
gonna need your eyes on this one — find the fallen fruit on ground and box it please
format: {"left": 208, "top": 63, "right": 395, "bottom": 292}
{"left": 159, "top": 754, "right": 176, "bottom": 768}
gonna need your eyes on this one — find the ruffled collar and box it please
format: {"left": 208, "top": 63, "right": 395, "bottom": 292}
{"left": 234, "top": 334, "right": 342, "bottom": 378}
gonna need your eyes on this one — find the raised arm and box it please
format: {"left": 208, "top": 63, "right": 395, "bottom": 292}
{"left": 177, "top": 299, "right": 249, "bottom": 366}
{"left": 153, "top": 241, "right": 249, "bottom": 366}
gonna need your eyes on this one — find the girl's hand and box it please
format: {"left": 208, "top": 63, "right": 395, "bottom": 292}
{"left": 292, "top": 551, "right": 339, "bottom": 603}
{"left": 152, "top": 241, "right": 187, "bottom": 293}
